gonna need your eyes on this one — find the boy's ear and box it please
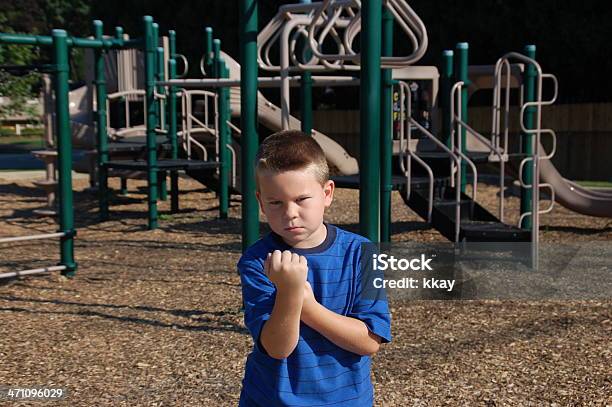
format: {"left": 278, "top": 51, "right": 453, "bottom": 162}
{"left": 323, "top": 180, "right": 335, "bottom": 208}
{"left": 255, "top": 191, "right": 266, "bottom": 217}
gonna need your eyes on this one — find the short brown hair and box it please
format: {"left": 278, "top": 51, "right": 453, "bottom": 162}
{"left": 255, "top": 130, "right": 329, "bottom": 187}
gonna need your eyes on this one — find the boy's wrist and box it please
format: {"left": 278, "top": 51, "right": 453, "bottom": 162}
{"left": 300, "top": 300, "right": 322, "bottom": 325}
{"left": 275, "top": 286, "right": 305, "bottom": 312}
{"left": 276, "top": 283, "right": 305, "bottom": 298}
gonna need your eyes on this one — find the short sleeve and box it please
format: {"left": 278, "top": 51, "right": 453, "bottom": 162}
{"left": 238, "top": 254, "right": 276, "bottom": 352}
{"left": 347, "top": 241, "right": 392, "bottom": 343}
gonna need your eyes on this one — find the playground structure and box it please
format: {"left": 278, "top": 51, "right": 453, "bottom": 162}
{"left": 2, "top": 0, "right": 612, "bottom": 279}
{"left": 0, "top": 28, "right": 133, "bottom": 279}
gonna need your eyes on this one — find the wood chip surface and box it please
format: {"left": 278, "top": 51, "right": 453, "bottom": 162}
{"left": 0, "top": 177, "right": 610, "bottom": 406}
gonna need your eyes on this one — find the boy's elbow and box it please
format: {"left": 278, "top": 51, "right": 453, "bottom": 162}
{"left": 362, "top": 331, "right": 382, "bottom": 355}
{"left": 362, "top": 341, "right": 380, "bottom": 356}
{"left": 261, "top": 338, "right": 298, "bottom": 360}
{"left": 268, "top": 350, "right": 293, "bottom": 360}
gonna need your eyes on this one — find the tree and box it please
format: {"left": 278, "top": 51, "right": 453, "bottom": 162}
{"left": 0, "top": 0, "right": 91, "bottom": 121}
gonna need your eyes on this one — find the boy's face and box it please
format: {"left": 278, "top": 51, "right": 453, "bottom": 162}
{"left": 256, "top": 168, "right": 334, "bottom": 249}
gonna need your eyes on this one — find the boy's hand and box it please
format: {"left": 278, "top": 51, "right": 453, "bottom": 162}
{"left": 264, "top": 250, "right": 308, "bottom": 292}
{"left": 301, "top": 281, "right": 318, "bottom": 319}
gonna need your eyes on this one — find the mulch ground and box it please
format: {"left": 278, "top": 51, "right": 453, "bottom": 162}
{"left": 0, "top": 177, "right": 610, "bottom": 406}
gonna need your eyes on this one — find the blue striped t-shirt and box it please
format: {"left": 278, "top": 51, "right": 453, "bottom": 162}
{"left": 238, "top": 224, "right": 392, "bottom": 406}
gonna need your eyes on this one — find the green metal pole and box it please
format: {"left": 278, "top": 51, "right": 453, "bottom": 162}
{"left": 152, "top": 23, "right": 159, "bottom": 52}
{"left": 210, "top": 38, "right": 223, "bottom": 203}
{"left": 455, "top": 42, "right": 469, "bottom": 193}
{"left": 380, "top": 6, "right": 393, "bottom": 243}
{"left": 441, "top": 50, "right": 454, "bottom": 148}
{"left": 156, "top": 46, "right": 167, "bottom": 130}
{"left": 168, "top": 30, "right": 179, "bottom": 213}
{"left": 156, "top": 46, "right": 168, "bottom": 201}
{"left": 211, "top": 39, "right": 222, "bottom": 198}
{"left": 158, "top": 171, "right": 167, "bottom": 201}
{"left": 299, "top": 0, "right": 313, "bottom": 135}
{"left": 53, "top": 29, "right": 77, "bottom": 276}
{"left": 218, "top": 61, "right": 230, "bottom": 219}
{"left": 0, "top": 31, "right": 142, "bottom": 49}
{"left": 521, "top": 44, "right": 536, "bottom": 229}
{"left": 204, "top": 27, "right": 213, "bottom": 75}
{"left": 300, "top": 72, "right": 312, "bottom": 135}
{"left": 94, "top": 20, "right": 109, "bottom": 221}
{"left": 0, "top": 33, "right": 53, "bottom": 46}
{"left": 115, "top": 26, "right": 124, "bottom": 47}
{"left": 213, "top": 38, "right": 221, "bottom": 78}
{"left": 152, "top": 23, "right": 159, "bottom": 115}
{"left": 144, "top": 16, "right": 159, "bottom": 229}
{"left": 360, "top": 0, "right": 382, "bottom": 242}
{"left": 239, "top": 0, "right": 259, "bottom": 251}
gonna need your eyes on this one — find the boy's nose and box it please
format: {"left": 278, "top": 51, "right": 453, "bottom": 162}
{"left": 284, "top": 203, "right": 299, "bottom": 220}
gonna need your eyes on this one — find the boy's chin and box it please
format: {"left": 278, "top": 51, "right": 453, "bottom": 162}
{"left": 279, "top": 232, "right": 306, "bottom": 245}
{"left": 276, "top": 229, "right": 311, "bottom": 247}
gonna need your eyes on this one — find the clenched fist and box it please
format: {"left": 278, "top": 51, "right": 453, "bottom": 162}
{"left": 265, "top": 250, "right": 308, "bottom": 292}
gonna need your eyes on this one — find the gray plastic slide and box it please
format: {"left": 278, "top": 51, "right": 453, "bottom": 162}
{"left": 465, "top": 128, "right": 612, "bottom": 217}
{"left": 221, "top": 51, "right": 359, "bottom": 175}
{"left": 540, "top": 157, "right": 612, "bottom": 217}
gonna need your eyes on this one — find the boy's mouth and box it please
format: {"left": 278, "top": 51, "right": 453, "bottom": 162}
{"left": 285, "top": 226, "right": 304, "bottom": 231}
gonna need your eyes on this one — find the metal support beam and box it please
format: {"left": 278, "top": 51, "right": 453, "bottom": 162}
{"left": 360, "top": 0, "right": 382, "bottom": 242}
{"left": 218, "top": 61, "right": 231, "bottom": 219}
{"left": 94, "top": 20, "right": 110, "bottom": 221}
{"left": 144, "top": 16, "right": 159, "bottom": 229}
{"left": 300, "top": 0, "right": 313, "bottom": 135}
{"left": 168, "top": 30, "right": 180, "bottom": 213}
{"left": 380, "top": 7, "right": 393, "bottom": 243}
{"left": 441, "top": 50, "right": 454, "bottom": 148}
{"left": 455, "top": 42, "right": 469, "bottom": 193}
{"left": 521, "top": 45, "right": 536, "bottom": 230}
{"left": 52, "top": 29, "right": 77, "bottom": 276}
{"left": 239, "top": 0, "right": 260, "bottom": 251}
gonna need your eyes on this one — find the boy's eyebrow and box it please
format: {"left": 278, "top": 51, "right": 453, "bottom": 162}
{"left": 263, "top": 193, "right": 311, "bottom": 201}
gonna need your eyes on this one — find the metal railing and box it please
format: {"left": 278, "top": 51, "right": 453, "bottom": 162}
{"left": 226, "top": 120, "right": 241, "bottom": 189}
{"left": 307, "top": 0, "right": 428, "bottom": 68}
{"left": 493, "top": 52, "right": 559, "bottom": 268}
{"left": 257, "top": 0, "right": 428, "bottom": 72}
{"left": 0, "top": 232, "right": 67, "bottom": 279}
{"left": 178, "top": 89, "right": 218, "bottom": 161}
{"left": 106, "top": 89, "right": 146, "bottom": 138}
{"left": 397, "top": 80, "right": 463, "bottom": 241}
{"left": 106, "top": 89, "right": 170, "bottom": 139}
{"left": 450, "top": 81, "right": 504, "bottom": 219}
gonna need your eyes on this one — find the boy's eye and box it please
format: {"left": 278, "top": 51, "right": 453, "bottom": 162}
{"left": 297, "top": 197, "right": 310, "bottom": 202}
{"left": 268, "top": 201, "right": 281, "bottom": 205}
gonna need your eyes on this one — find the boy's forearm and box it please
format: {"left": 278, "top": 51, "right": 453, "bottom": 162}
{"left": 301, "top": 304, "right": 381, "bottom": 356}
{"left": 260, "top": 289, "right": 303, "bottom": 359}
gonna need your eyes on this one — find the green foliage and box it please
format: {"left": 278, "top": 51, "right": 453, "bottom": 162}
{"left": 0, "top": 70, "right": 40, "bottom": 121}
{"left": 0, "top": 37, "right": 41, "bottom": 121}
{"left": 0, "top": 0, "right": 91, "bottom": 121}
{"left": 0, "top": 126, "right": 43, "bottom": 137}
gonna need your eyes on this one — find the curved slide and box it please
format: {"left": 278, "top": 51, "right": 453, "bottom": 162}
{"left": 221, "top": 51, "right": 359, "bottom": 175}
{"left": 464, "top": 129, "right": 612, "bottom": 218}
{"left": 540, "top": 157, "right": 612, "bottom": 218}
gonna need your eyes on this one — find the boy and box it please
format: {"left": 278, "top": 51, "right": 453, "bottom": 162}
{"left": 238, "top": 130, "right": 391, "bottom": 406}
